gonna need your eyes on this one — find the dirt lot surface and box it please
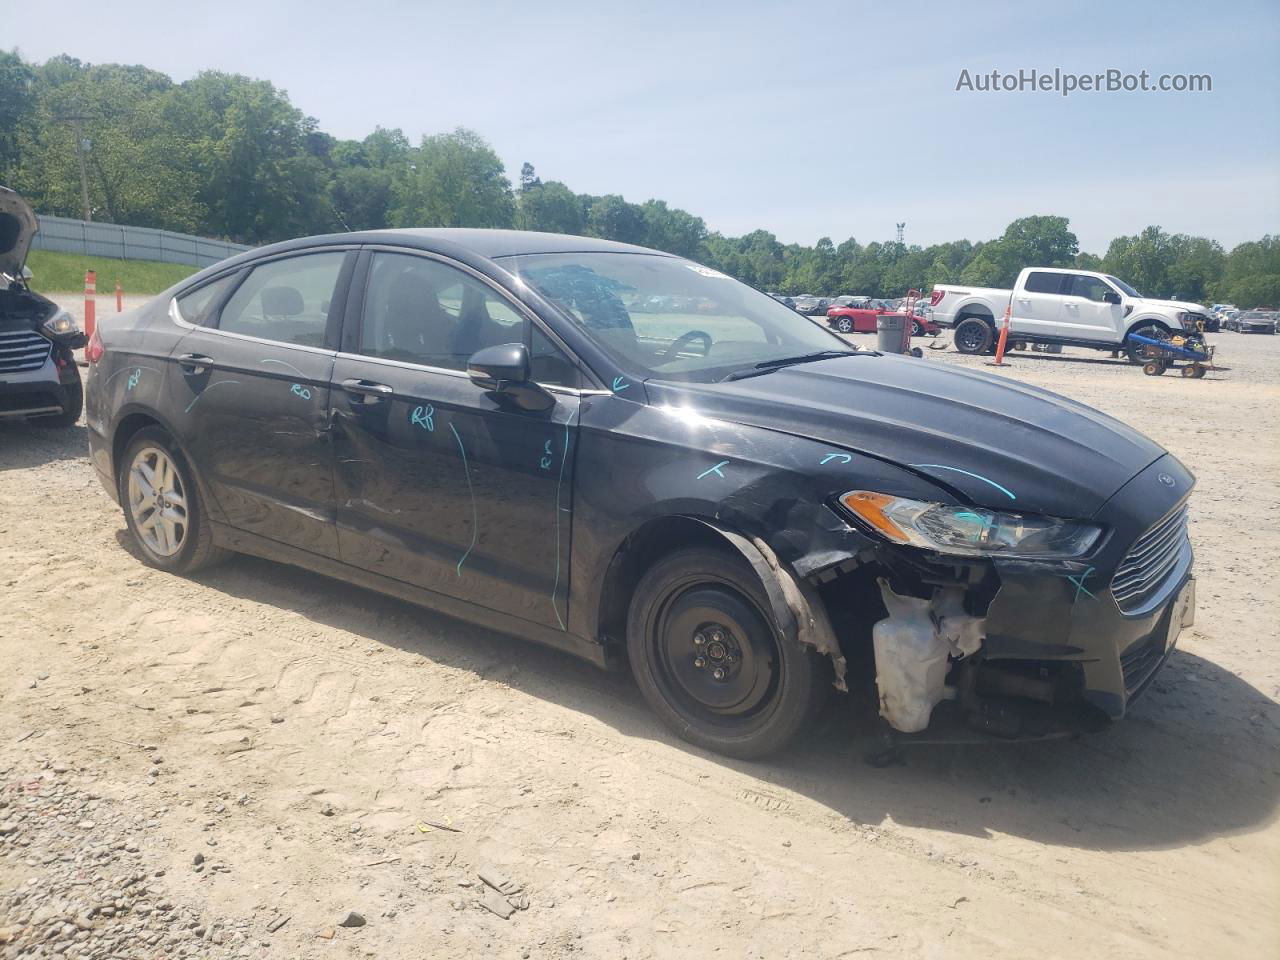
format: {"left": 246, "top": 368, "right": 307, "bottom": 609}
{"left": 2, "top": 316, "right": 1278, "bottom": 960}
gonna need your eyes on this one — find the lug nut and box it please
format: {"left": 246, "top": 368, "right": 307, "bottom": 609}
{"left": 693, "top": 633, "right": 706, "bottom": 646}
{"left": 711, "top": 629, "right": 725, "bottom": 643}
{"left": 694, "top": 656, "right": 706, "bottom": 668}
{"left": 712, "top": 668, "right": 726, "bottom": 680}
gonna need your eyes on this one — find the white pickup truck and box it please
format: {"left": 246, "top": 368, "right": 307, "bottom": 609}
{"left": 930, "top": 268, "right": 1212, "bottom": 361}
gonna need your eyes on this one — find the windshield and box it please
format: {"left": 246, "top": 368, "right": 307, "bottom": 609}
{"left": 1106, "top": 275, "right": 1142, "bottom": 297}
{"left": 501, "top": 252, "right": 854, "bottom": 382}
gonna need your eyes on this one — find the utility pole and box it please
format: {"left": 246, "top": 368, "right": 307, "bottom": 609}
{"left": 54, "top": 111, "right": 94, "bottom": 221}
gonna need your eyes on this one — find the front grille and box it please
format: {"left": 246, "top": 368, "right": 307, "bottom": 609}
{"left": 0, "top": 329, "right": 53, "bottom": 374}
{"left": 1111, "top": 504, "right": 1190, "bottom": 614}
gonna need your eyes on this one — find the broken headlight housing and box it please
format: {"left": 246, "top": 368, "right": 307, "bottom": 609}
{"left": 839, "top": 491, "right": 1102, "bottom": 558}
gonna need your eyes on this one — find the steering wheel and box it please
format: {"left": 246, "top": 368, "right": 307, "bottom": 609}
{"left": 658, "top": 330, "right": 712, "bottom": 363}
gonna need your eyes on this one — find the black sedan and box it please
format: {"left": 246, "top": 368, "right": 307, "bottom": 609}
{"left": 86, "top": 230, "right": 1196, "bottom": 758}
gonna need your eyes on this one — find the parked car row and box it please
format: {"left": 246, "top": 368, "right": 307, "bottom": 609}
{"left": 1223, "top": 309, "right": 1278, "bottom": 334}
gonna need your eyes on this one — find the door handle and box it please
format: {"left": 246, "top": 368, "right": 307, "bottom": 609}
{"left": 342, "top": 378, "right": 393, "bottom": 400}
{"left": 177, "top": 353, "right": 213, "bottom": 374}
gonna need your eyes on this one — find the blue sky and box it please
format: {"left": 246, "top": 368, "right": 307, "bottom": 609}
{"left": 3, "top": 0, "right": 1277, "bottom": 253}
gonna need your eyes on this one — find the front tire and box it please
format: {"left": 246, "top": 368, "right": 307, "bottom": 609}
{"left": 1126, "top": 323, "right": 1169, "bottom": 364}
{"left": 118, "top": 426, "right": 228, "bottom": 574}
{"left": 627, "top": 547, "right": 826, "bottom": 760}
{"left": 953, "top": 317, "right": 993, "bottom": 355}
{"left": 835, "top": 316, "right": 853, "bottom": 334}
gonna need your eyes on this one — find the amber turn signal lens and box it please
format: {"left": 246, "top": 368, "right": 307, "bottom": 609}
{"left": 839, "top": 491, "right": 909, "bottom": 543}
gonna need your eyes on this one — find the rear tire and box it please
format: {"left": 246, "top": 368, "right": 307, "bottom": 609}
{"left": 627, "top": 547, "right": 827, "bottom": 760}
{"left": 118, "top": 426, "right": 229, "bottom": 575}
{"left": 32, "top": 365, "right": 83, "bottom": 429}
{"left": 953, "top": 317, "right": 993, "bottom": 355}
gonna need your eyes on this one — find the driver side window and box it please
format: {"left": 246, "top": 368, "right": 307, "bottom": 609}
{"left": 1070, "top": 276, "right": 1114, "bottom": 303}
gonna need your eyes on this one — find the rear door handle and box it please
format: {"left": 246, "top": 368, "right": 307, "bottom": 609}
{"left": 342, "top": 378, "right": 393, "bottom": 401}
{"left": 177, "top": 353, "right": 214, "bottom": 374}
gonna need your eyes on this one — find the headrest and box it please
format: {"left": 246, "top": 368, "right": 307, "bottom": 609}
{"left": 261, "top": 285, "right": 304, "bottom": 316}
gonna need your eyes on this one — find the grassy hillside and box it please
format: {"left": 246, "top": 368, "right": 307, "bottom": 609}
{"left": 25, "top": 250, "right": 199, "bottom": 295}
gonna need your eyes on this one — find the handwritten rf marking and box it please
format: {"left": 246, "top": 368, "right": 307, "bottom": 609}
{"left": 410, "top": 404, "right": 435, "bottom": 431}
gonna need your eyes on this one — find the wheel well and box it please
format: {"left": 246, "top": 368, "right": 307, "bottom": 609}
{"left": 112, "top": 413, "right": 164, "bottom": 482}
{"left": 955, "top": 308, "right": 994, "bottom": 327}
{"left": 1125, "top": 318, "right": 1173, "bottom": 338}
{"left": 595, "top": 516, "right": 738, "bottom": 647}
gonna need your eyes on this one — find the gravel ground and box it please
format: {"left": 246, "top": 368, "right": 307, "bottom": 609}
{"left": 1, "top": 316, "right": 1278, "bottom": 959}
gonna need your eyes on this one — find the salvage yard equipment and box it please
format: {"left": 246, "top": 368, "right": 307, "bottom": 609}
{"left": 1129, "top": 330, "right": 1216, "bottom": 378}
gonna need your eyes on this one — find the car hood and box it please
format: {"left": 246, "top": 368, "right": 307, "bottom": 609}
{"left": 1135, "top": 297, "right": 1208, "bottom": 314}
{"left": 0, "top": 186, "right": 38, "bottom": 279}
{"left": 650, "top": 354, "right": 1166, "bottom": 518}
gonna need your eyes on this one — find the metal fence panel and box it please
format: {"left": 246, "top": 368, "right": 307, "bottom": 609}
{"left": 29, "top": 214, "right": 253, "bottom": 268}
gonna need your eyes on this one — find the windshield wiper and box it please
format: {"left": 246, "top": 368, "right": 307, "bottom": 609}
{"left": 723, "top": 350, "right": 862, "bottom": 381}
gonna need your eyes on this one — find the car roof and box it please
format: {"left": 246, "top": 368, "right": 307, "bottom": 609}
{"left": 251, "top": 228, "right": 671, "bottom": 261}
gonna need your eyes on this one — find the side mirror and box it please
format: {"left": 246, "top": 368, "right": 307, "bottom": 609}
{"left": 467, "top": 342, "right": 530, "bottom": 390}
{"left": 1103, "top": 290, "right": 1121, "bottom": 304}
{"left": 467, "top": 342, "right": 552, "bottom": 411}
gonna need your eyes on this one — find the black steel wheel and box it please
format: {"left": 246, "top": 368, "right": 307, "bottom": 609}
{"left": 627, "top": 547, "right": 826, "bottom": 759}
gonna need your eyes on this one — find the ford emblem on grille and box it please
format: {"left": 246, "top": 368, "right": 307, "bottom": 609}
{"left": 1158, "top": 473, "right": 1175, "bottom": 487}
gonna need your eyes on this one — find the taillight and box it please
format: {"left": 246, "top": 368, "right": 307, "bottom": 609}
{"left": 85, "top": 327, "right": 105, "bottom": 364}
{"left": 929, "top": 289, "right": 945, "bottom": 307}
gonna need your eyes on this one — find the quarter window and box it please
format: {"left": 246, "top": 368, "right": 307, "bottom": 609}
{"left": 217, "top": 252, "right": 345, "bottom": 347}
{"left": 1023, "top": 272, "right": 1064, "bottom": 294}
{"left": 174, "top": 273, "right": 238, "bottom": 327}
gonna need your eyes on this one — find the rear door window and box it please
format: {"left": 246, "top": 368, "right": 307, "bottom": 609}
{"left": 1023, "top": 272, "right": 1065, "bottom": 294}
{"left": 216, "top": 252, "right": 346, "bottom": 347}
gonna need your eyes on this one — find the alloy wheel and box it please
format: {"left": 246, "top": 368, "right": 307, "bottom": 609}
{"left": 127, "top": 446, "right": 188, "bottom": 557}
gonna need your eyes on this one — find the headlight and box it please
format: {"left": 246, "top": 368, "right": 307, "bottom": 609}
{"left": 42, "top": 309, "right": 80, "bottom": 337}
{"left": 839, "top": 491, "right": 1102, "bottom": 558}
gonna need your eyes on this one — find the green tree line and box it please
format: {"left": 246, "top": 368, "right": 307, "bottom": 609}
{"left": 3, "top": 51, "right": 1276, "bottom": 306}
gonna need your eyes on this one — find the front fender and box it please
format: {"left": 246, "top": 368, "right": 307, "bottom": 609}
{"left": 568, "top": 394, "right": 957, "bottom": 666}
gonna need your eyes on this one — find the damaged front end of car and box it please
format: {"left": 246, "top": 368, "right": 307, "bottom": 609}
{"left": 787, "top": 452, "right": 1197, "bottom": 742}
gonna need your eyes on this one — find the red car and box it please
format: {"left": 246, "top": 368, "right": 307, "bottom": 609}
{"left": 826, "top": 305, "right": 939, "bottom": 337}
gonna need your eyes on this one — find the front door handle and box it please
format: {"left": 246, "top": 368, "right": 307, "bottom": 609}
{"left": 342, "top": 378, "right": 393, "bottom": 401}
{"left": 177, "top": 353, "right": 213, "bottom": 374}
